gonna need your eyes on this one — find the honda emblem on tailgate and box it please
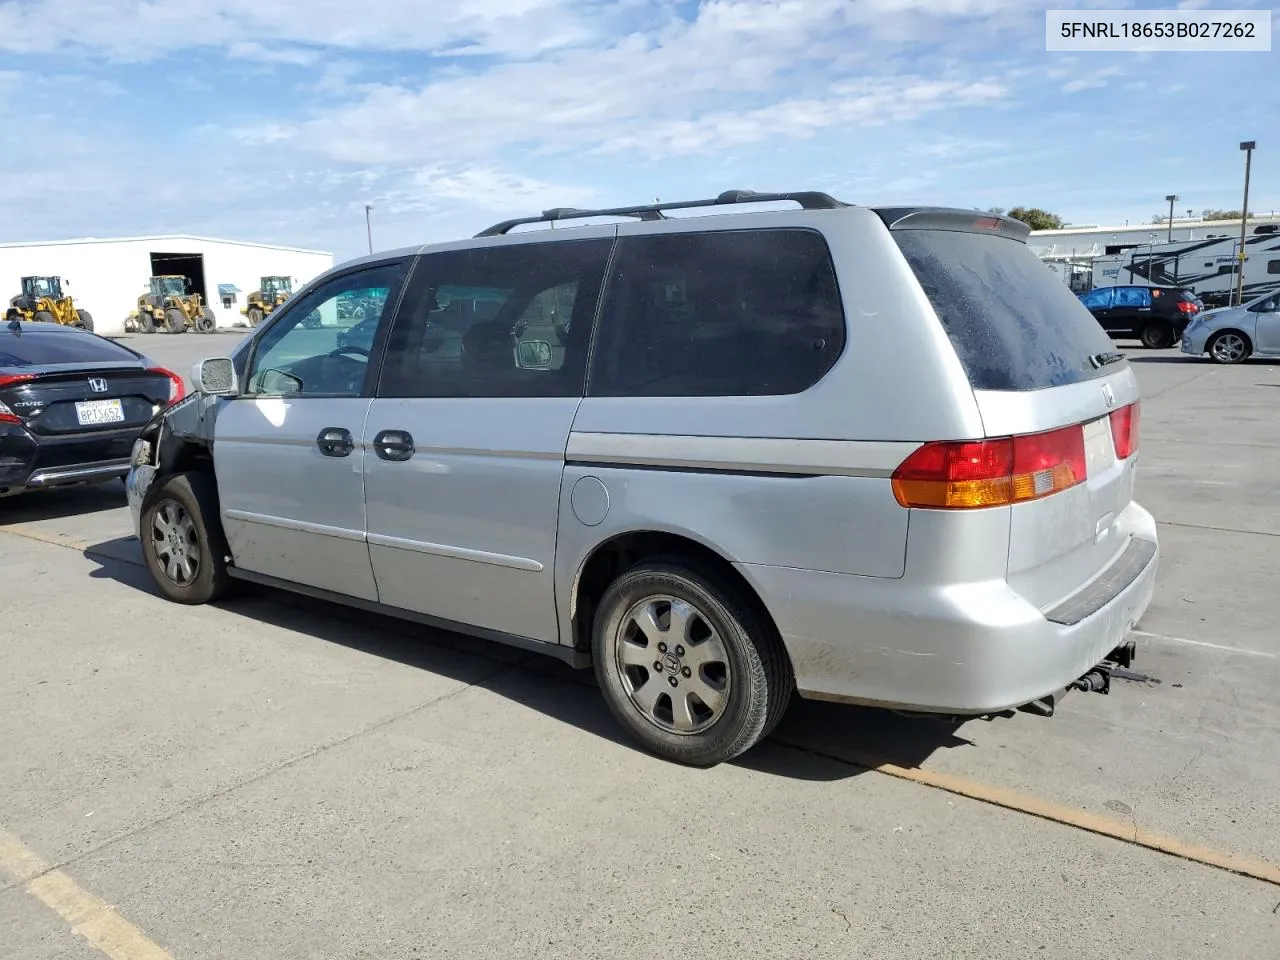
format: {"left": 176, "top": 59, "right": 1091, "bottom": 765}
{"left": 1101, "top": 383, "right": 1115, "bottom": 408}
{"left": 88, "top": 377, "right": 108, "bottom": 393}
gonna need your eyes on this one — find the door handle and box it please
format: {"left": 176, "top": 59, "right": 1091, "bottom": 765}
{"left": 316, "top": 427, "right": 354, "bottom": 458}
{"left": 373, "top": 429, "right": 415, "bottom": 462}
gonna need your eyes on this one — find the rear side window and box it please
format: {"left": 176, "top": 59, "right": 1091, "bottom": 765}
{"left": 588, "top": 229, "right": 845, "bottom": 397}
{"left": 893, "top": 230, "right": 1118, "bottom": 392}
{"left": 0, "top": 330, "right": 138, "bottom": 367}
{"left": 1114, "top": 286, "right": 1149, "bottom": 308}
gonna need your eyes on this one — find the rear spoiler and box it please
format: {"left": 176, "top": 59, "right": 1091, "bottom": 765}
{"left": 873, "top": 207, "right": 1032, "bottom": 243}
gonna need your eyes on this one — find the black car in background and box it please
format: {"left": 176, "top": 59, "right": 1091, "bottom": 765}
{"left": 1, "top": 320, "right": 184, "bottom": 497}
{"left": 1076, "top": 285, "right": 1201, "bottom": 349}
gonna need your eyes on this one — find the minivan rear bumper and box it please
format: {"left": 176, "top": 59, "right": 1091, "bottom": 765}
{"left": 736, "top": 502, "right": 1159, "bottom": 715}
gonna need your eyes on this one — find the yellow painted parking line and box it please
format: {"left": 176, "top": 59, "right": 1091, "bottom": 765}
{"left": 0, "top": 523, "right": 94, "bottom": 552}
{"left": 0, "top": 827, "right": 174, "bottom": 960}
{"left": 784, "top": 744, "right": 1280, "bottom": 889}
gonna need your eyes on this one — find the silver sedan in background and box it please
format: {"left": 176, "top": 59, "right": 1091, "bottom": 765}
{"left": 1181, "top": 290, "right": 1280, "bottom": 364}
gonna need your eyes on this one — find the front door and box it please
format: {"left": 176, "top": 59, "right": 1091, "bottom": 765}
{"left": 214, "top": 259, "right": 411, "bottom": 599}
{"left": 1251, "top": 293, "right": 1280, "bottom": 353}
{"left": 363, "top": 231, "right": 615, "bottom": 643}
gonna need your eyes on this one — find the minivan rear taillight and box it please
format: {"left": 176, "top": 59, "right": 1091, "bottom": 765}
{"left": 891, "top": 425, "right": 1087, "bottom": 509}
{"left": 1109, "top": 402, "right": 1139, "bottom": 459}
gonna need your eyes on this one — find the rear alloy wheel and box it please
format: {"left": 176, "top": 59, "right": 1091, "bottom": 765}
{"left": 1140, "top": 320, "right": 1175, "bottom": 349}
{"left": 164, "top": 308, "right": 187, "bottom": 334}
{"left": 592, "top": 558, "right": 792, "bottom": 766}
{"left": 75, "top": 309, "right": 94, "bottom": 332}
{"left": 140, "top": 472, "right": 230, "bottom": 605}
{"left": 195, "top": 308, "right": 216, "bottom": 333}
{"left": 1208, "top": 330, "right": 1249, "bottom": 365}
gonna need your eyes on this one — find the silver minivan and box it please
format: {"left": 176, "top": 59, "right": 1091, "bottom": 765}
{"left": 126, "top": 190, "right": 1158, "bottom": 766}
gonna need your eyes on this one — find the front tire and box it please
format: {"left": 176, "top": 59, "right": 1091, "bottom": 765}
{"left": 1208, "top": 330, "right": 1250, "bottom": 365}
{"left": 1140, "top": 320, "right": 1174, "bottom": 349}
{"left": 592, "top": 558, "right": 792, "bottom": 766}
{"left": 140, "top": 472, "right": 230, "bottom": 605}
{"left": 164, "top": 308, "right": 187, "bottom": 334}
{"left": 76, "top": 309, "right": 94, "bottom": 332}
{"left": 33, "top": 310, "right": 55, "bottom": 324}
{"left": 247, "top": 307, "right": 264, "bottom": 327}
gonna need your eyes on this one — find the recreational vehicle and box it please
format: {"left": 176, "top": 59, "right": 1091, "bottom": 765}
{"left": 1089, "top": 226, "right": 1280, "bottom": 308}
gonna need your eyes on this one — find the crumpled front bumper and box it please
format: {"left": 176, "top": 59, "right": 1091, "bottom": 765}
{"left": 125, "top": 459, "right": 157, "bottom": 537}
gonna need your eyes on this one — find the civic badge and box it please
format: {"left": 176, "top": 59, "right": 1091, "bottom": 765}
{"left": 1101, "top": 383, "right": 1115, "bottom": 408}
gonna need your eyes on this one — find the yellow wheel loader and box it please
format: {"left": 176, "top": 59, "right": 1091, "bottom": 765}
{"left": 125, "top": 276, "right": 217, "bottom": 335}
{"left": 241, "top": 275, "right": 293, "bottom": 327}
{"left": 6, "top": 276, "right": 94, "bottom": 331}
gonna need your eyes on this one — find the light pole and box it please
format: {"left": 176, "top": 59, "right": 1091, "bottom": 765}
{"left": 1236, "top": 141, "right": 1254, "bottom": 306}
{"left": 1165, "top": 194, "right": 1179, "bottom": 243}
{"left": 365, "top": 204, "right": 374, "bottom": 255}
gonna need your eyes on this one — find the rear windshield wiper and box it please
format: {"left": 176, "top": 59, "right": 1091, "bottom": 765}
{"left": 1089, "top": 351, "right": 1127, "bottom": 369}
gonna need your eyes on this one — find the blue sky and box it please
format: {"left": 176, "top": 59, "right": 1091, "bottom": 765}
{"left": 1, "top": 0, "right": 1276, "bottom": 262}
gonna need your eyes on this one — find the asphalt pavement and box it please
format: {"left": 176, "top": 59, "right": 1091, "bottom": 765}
{"left": 2, "top": 340, "right": 1279, "bottom": 960}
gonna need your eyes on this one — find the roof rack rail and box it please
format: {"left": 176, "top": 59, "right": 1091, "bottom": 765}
{"left": 474, "top": 189, "right": 848, "bottom": 237}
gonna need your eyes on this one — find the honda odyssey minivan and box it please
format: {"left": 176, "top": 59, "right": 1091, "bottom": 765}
{"left": 125, "top": 190, "right": 1158, "bottom": 766}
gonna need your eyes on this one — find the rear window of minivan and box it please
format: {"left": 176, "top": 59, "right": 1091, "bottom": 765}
{"left": 893, "top": 229, "right": 1119, "bottom": 391}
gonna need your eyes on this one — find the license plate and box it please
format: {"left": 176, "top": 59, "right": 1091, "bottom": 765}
{"left": 1082, "top": 416, "right": 1115, "bottom": 478}
{"left": 75, "top": 398, "right": 125, "bottom": 426}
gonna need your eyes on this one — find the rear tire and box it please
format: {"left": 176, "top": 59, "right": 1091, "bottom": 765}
{"left": 76, "top": 309, "right": 94, "bottom": 332}
{"left": 139, "top": 472, "right": 231, "bottom": 605}
{"left": 164, "top": 308, "right": 187, "bottom": 334}
{"left": 1140, "top": 320, "right": 1174, "bottom": 349}
{"left": 592, "top": 557, "right": 793, "bottom": 767}
{"left": 140, "top": 311, "right": 157, "bottom": 334}
{"left": 1208, "top": 330, "right": 1250, "bottom": 365}
{"left": 195, "top": 308, "right": 216, "bottom": 333}
{"left": 33, "top": 310, "right": 55, "bottom": 324}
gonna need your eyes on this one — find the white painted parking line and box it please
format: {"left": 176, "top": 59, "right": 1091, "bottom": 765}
{"left": 1132, "top": 629, "right": 1279, "bottom": 660}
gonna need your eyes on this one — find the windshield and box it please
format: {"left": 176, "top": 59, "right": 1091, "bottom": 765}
{"left": 157, "top": 277, "right": 187, "bottom": 296}
{"left": 28, "top": 278, "right": 61, "bottom": 298}
{"left": 263, "top": 278, "right": 292, "bottom": 296}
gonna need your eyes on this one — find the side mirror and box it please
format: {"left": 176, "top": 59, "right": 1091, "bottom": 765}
{"left": 192, "top": 357, "right": 238, "bottom": 396}
{"left": 516, "top": 340, "right": 553, "bottom": 369}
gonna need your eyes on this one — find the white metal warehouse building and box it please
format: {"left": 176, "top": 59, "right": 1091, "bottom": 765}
{"left": 0, "top": 235, "right": 334, "bottom": 335}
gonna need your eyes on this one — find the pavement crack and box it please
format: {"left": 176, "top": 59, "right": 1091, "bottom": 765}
{"left": 1156, "top": 519, "right": 1280, "bottom": 539}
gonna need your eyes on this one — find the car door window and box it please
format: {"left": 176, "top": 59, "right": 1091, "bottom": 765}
{"left": 245, "top": 262, "right": 409, "bottom": 397}
{"left": 1114, "top": 287, "right": 1147, "bottom": 309}
{"left": 377, "top": 238, "right": 613, "bottom": 398}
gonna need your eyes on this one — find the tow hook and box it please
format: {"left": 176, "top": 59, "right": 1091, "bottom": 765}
{"left": 1070, "top": 665, "right": 1112, "bottom": 695}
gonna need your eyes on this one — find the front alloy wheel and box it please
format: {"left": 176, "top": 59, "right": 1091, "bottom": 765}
{"left": 139, "top": 472, "right": 230, "bottom": 605}
{"left": 1209, "top": 331, "right": 1248, "bottom": 364}
{"left": 151, "top": 499, "right": 200, "bottom": 586}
